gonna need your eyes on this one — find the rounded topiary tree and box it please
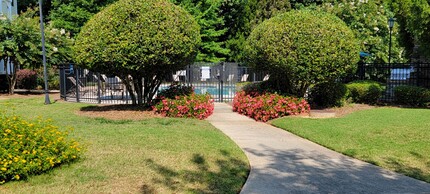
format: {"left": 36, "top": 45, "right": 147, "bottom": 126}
{"left": 244, "top": 9, "right": 360, "bottom": 97}
{"left": 74, "top": 0, "right": 200, "bottom": 105}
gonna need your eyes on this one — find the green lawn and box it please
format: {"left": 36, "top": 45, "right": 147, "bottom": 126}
{"left": 271, "top": 107, "right": 430, "bottom": 183}
{"left": 0, "top": 97, "right": 249, "bottom": 193}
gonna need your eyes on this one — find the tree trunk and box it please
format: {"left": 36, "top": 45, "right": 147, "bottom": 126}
{"left": 136, "top": 76, "right": 143, "bottom": 105}
{"left": 143, "top": 74, "right": 163, "bottom": 106}
{"left": 120, "top": 75, "right": 137, "bottom": 105}
{"left": 4, "top": 58, "right": 16, "bottom": 95}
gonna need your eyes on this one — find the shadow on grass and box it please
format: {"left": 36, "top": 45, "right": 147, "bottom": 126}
{"left": 385, "top": 156, "right": 430, "bottom": 183}
{"left": 142, "top": 150, "right": 249, "bottom": 194}
{"left": 80, "top": 104, "right": 152, "bottom": 112}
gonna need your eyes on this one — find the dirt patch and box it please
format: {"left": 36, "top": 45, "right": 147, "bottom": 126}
{"left": 0, "top": 93, "right": 61, "bottom": 101}
{"left": 77, "top": 105, "right": 161, "bottom": 120}
{"left": 322, "top": 103, "right": 376, "bottom": 118}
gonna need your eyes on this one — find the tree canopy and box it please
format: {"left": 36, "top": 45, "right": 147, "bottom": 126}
{"left": 0, "top": 9, "right": 73, "bottom": 94}
{"left": 74, "top": 0, "right": 200, "bottom": 105}
{"left": 244, "top": 9, "right": 360, "bottom": 97}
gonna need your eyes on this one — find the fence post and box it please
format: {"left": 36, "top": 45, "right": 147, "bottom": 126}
{"left": 97, "top": 72, "right": 102, "bottom": 104}
{"left": 59, "top": 66, "right": 65, "bottom": 100}
{"left": 220, "top": 62, "right": 224, "bottom": 102}
{"left": 75, "top": 67, "right": 80, "bottom": 102}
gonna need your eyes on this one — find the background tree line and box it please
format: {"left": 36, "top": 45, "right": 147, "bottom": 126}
{"left": 13, "top": 0, "right": 426, "bottom": 63}
{"left": 6, "top": 0, "right": 430, "bottom": 65}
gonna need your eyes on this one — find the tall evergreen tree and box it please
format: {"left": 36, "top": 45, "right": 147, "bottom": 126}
{"left": 49, "top": 0, "right": 117, "bottom": 36}
{"left": 172, "top": 0, "right": 230, "bottom": 62}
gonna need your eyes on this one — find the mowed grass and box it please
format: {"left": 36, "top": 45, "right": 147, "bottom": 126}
{"left": 271, "top": 107, "right": 430, "bottom": 183}
{"left": 0, "top": 97, "right": 249, "bottom": 194}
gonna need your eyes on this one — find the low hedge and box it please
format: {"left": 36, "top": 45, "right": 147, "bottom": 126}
{"left": 394, "top": 85, "right": 430, "bottom": 107}
{"left": 309, "top": 82, "right": 348, "bottom": 108}
{"left": 0, "top": 112, "right": 82, "bottom": 184}
{"left": 16, "top": 69, "right": 38, "bottom": 90}
{"left": 233, "top": 91, "right": 310, "bottom": 122}
{"left": 346, "top": 80, "right": 383, "bottom": 104}
{"left": 153, "top": 93, "right": 214, "bottom": 119}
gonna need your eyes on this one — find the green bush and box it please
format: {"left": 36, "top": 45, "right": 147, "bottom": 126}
{"left": 74, "top": 0, "right": 200, "bottom": 105}
{"left": 16, "top": 69, "right": 38, "bottom": 90}
{"left": 346, "top": 80, "right": 383, "bottom": 104}
{"left": 394, "top": 85, "right": 430, "bottom": 107}
{"left": 0, "top": 112, "right": 82, "bottom": 184}
{"left": 244, "top": 9, "right": 360, "bottom": 97}
{"left": 157, "top": 83, "right": 193, "bottom": 99}
{"left": 310, "top": 82, "right": 348, "bottom": 108}
{"left": 241, "top": 81, "right": 276, "bottom": 97}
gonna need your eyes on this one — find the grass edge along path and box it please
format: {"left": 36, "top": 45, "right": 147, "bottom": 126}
{"left": 271, "top": 107, "right": 430, "bottom": 183}
{"left": 0, "top": 97, "right": 249, "bottom": 194}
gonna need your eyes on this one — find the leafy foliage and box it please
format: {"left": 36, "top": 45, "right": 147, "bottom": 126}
{"left": 389, "top": 0, "right": 430, "bottom": 59}
{"left": 233, "top": 91, "right": 310, "bottom": 122}
{"left": 0, "top": 9, "right": 73, "bottom": 94}
{"left": 0, "top": 111, "right": 82, "bottom": 184}
{"left": 171, "top": 0, "right": 230, "bottom": 62}
{"left": 74, "top": 0, "right": 200, "bottom": 105}
{"left": 346, "top": 80, "right": 384, "bottom": 104}
{"left": 49, "top": 0, "right": 117, "bottom": 36}
{"left": 154, "top": 93, "right": 214, "bottom": 119}
{"left": 309, "top": 82, "right": 348, "bottom": 108}
{"left": 394, "top": 85, "right": 430, "bottom": 107}
{"left": 241, "top": 81, "right": 276, "bottom": 97}
{"left": 16, "top": 69, "right": 38, "bottom": 89}
{"left": 321, "top": 0, "right": 404, "bottom": 63}
{"left": 244, "top": 9, "right": 360, "bottom": 97}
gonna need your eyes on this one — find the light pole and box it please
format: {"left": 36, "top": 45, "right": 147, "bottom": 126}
{"left": 388, "top": 17, "right": 396, "bottom": 65}
{"left": 39, "top": 0, "right": 50, "bottom": 104}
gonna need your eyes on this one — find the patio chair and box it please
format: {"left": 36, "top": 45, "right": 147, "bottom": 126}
{"left": 227, "top": 74, "right": 235, "bottom": 82}
{"left": 67, "top": 77, "right": 89, "bottom": 96}
{"left": 241, "top": 74, "right": 249, "bottom": 82}
{"left": 105, "top": 76, "right": 124, "bottom": 99}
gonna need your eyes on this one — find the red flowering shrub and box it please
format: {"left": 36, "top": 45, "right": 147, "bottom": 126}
{"left": 233, "top": 91, "right": 310, "bottom": 122}
{"left": 16, "top": 69, "right": 38, "bottom": 89}
{"left": 153, "top": 94, "right": 214, "bottom": 119}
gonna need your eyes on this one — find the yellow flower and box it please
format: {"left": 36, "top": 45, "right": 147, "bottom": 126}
{"left": 1, "top": 167, "right": 6, "bottom": 171}
{"left": 14, "top": 175, "right": 20, "bottom": 180}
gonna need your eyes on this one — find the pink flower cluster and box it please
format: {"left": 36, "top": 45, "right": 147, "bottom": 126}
{"left": 233, "top": 91, "right": 311, "bottom": 122}
{"left": 153, "top": 94, "right": 214, "bottom": 120}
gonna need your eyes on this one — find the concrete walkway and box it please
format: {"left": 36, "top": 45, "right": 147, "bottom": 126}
{"left": 207, "top": 103, "right": 430, "bottom": 194}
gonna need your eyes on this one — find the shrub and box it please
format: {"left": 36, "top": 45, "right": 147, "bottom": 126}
{"left": 346, "top": 80, "right": 383, "bottom": 104}
{"left": 16, "top": 69, "right": 37, "bottom": 90}
{"left": 0, "top": 112, "right": 82, "bottom": 184}
{"left": 241, "top": 81, "right": 277, "bottom": 97}
{"left": 309, "top": 82, "right": 348, "bottom": 108}
{"left": 233, "top": 91, "right": 310, "bottom": 122}
{"left": 244, "top": 9, "right": 360, "bottom": 97}
{"left": 394, "top": 85, "right": 430, "bottom": 107}
{"left": 74, "top": 0, "right": 200, "bottom": 105}
{"left": 153, "top": 94, "right": 214, "bottom": 120}
{"left": 157, "top": 83, "right": 193, "bottom": 99}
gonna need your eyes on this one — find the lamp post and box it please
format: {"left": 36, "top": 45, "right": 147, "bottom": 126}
{"left": 39, "top": 0, "right": 50, "bottom": 104}
{"left": 388, "top": 17, "right": 396, "bottom": 65}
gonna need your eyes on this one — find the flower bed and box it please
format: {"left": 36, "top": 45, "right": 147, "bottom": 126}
{"left": 0, "top": 112, "right": 82, "bottom": 184}
{"left": 233, "top": 91, "right": 310, "bottom": 122}
{"left": 153, "top": 93, "right": 214, "bottom": 119}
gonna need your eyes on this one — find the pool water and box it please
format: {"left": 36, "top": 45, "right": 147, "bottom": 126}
{"left": 194, "top": 86, "right": 236, "bottom": 96}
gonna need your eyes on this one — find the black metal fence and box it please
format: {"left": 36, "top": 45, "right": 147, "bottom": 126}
{"left": 59, "top": 63, "right": 267, "bottom": 104}
{"left": 352, "top": 63, "right": 430, "bottom": 101}
{"left": 60, "top": 62, "right": 429, "bottom": 104}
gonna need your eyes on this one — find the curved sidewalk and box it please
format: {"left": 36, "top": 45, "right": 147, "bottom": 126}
{"left": 207, "top": 103, "right": 430, "bottom": 194}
